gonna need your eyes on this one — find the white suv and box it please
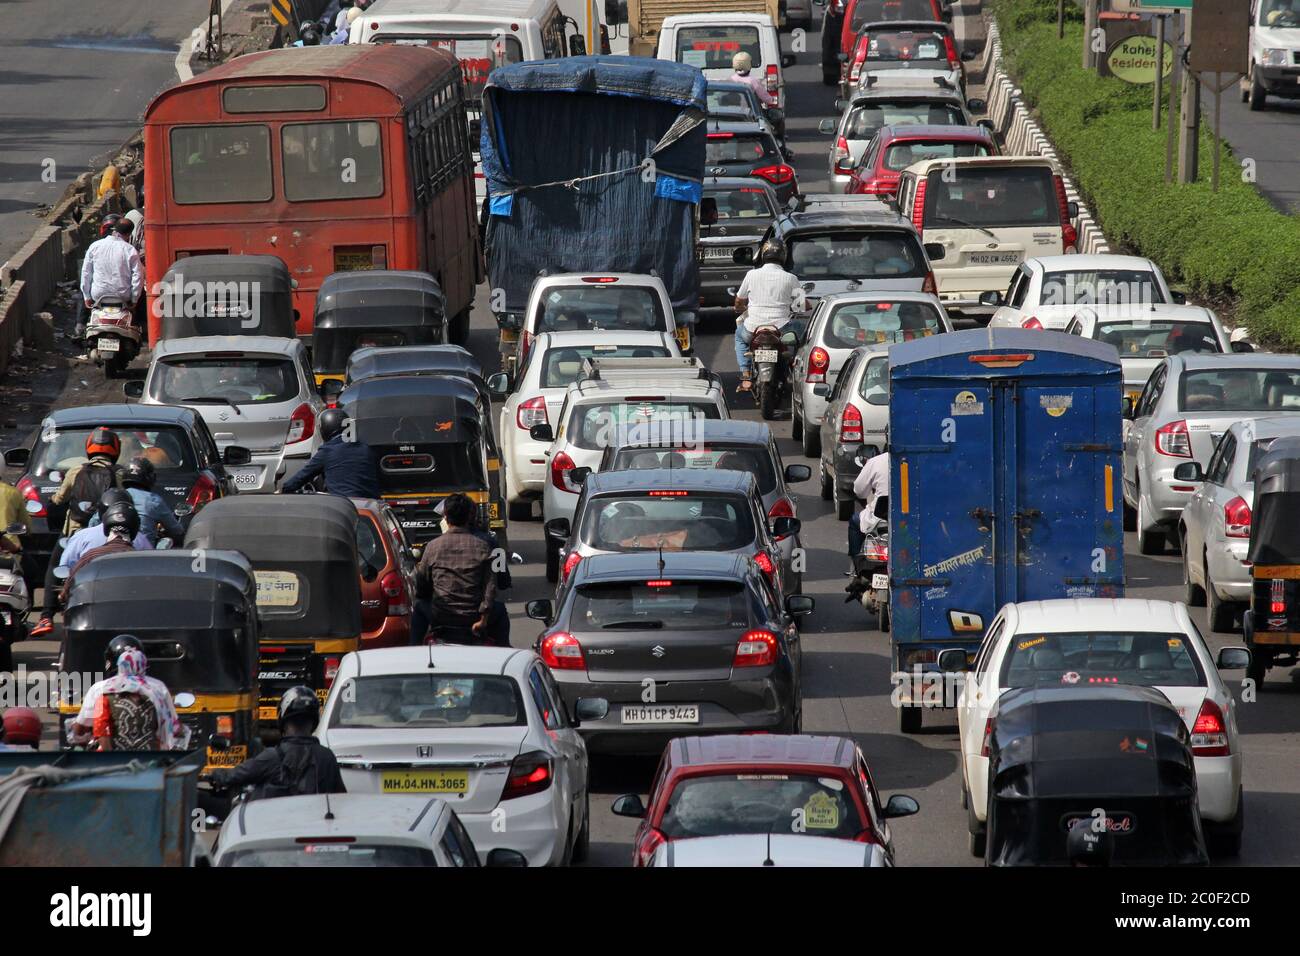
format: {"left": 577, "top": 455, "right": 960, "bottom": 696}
{"left": 1245, "top": 0, "right": 1300, "bottom": 110}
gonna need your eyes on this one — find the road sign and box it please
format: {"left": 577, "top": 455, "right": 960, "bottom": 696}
{"left": 1189, "top": 0, "right": 1249, "bottom": 74}
{"left": 1111, "top": 0, "right": 1192, "bottom": 12}
{"left": 1104, "top": 33, "right": 1175, "bottom": 83}
{"left": 270, "top": 0, "right": 293, "bottom": 27}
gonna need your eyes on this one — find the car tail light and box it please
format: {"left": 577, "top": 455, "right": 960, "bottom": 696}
{"left": 753, "top": 550, "right": 777, "bottom": 587}
{"left": 580, "top": 276, "right": 620, "bottom": 283}
{"left": 1191, "top": 699, "right": 1230, "bottom": 757}
{"left": 550, "top": 450, "right": 581, "bottom": 493}
{"left": 502, "top": 750, "right": 553, "bottom": 800}
{"left": 707, "top": 131, "right": 735, "bottom": 140}
{"left": 863, "top": 539, "right": 888, "bottom": 562}
{"left": 215, "top": 716, "right": 234, "bottom": 735}
{"left": 833, "top": 136, "right": 852, "bottom": 173}
{"left": 517, "top": 395, "right": 548, "bottom": 430}
{"left": 539, "top": 631, "right": 585, "bottom": 670}
{"left": 1154, "top": 419, "right": 1191, "bottom": 458}
{"left": 840, "top": 403, "right": 864, "bottom": 444}
{"left": 635, "top": 826, "right": 667, "bottom": 867}
{"left": 855, "top": 177, "right": 896, "bottom": 196}
{"left": 286, "top": 403, "right": 315, "bottom": 444}
{"left": 1053, "top": 175, "right": 1078, "bottom": 251}
{"left": 381, "top": 570, "right": 410, "bottom": 617}
{"left": 187, "top": 473, "right": 218, "bottom": 508}
{"left": 1224, "top": 496, "right": 1251, "bottom": 538}
{"left": 849, "top": 37, "right": 868, "bottom": 82}
{"left": 1271, "top": 579, "right": 1285, "bottom": 614}
{"left": 1022, "top": 316, "right": 1043, "bottom": 330}
{"left": 980, "top": 718, "right": 994, "bottom": 757}
{"left": 911, "top": 179, "right": 928, "bottom": 232}
{"left": 765, "top": 63, "right": 778, "bottom": 94}
{"left": 733, "top": 629, "right": 779, "bottom": 667}
{"left": 943, "top": 34, "right": 959, "bottom": 68}
{"left": 922, "top": 271, "right": 937, "bottom": 295}
{"left": 752, "top": 164, "right": 795, "bottom": 186}
{"left": 520, "top": 330, "right": 534, "bottom": 363}
{"left": 561, "top": 551, "right": 582, "bottom": 582}
{"left": 324, "top": 656, "right": 340, "bottom": 688}
{"left": 16, "top": 477, "right": 45, "bottom": 517}
{"left": 806, "top": 346, "right": 829, "bottom": 383}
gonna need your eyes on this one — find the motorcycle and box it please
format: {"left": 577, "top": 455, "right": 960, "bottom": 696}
{"left": 0, "top": 517, "right": 33, "bottom": 674}
{"left": 747, "top": 323, "right": 802, "bottom": 420}
{"left": 85, "top": 297, "right": 142, "bottom": 379}
{"left": 846, "top": 494, "right": 890, "bottom": 632}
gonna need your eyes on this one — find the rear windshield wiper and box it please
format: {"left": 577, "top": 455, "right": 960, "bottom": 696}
{"left": 601, "top": 620, "right": 665, "bottom": 629}
{"left": 933, "top": 216, "right": 1000, "bottom": 241}
{"left": 180, "top": 395, "right": 243, "bottom": 415}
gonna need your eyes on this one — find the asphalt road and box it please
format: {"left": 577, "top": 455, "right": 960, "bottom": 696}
{"left": 1217, "top": 81, "right": 1300, "bottom": 215}
{"left": 7, "top": 0, "right": 1300, "bottom": 869}
{"left": 0, "top": 0, "right": 213, "bottom": 266}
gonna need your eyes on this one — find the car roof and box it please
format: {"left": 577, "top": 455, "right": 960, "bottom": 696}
{"left": 663, "top": 12, "right": 774, "bottom": 24}
{"left": 46, "top": 403, "right": 202, "bottom": 428}
{"left": 220, "top": 794, "right": 448, "bottom": 846}
{"left": 850, "top": 86, "right": 964, "bottom": 106}
{"left": 1078, "top": 304, "right": 1217, "bottom": 325}
{"left": 612, "top": 418, "right": 771, "bottom": 446}
{"left": 585, "top": 467, "right": 757, "bottom": 494}
{"left": 570, "top": 550, "right": 748, "bottom": 584}
{"left": 568, "top": 378, "right": 721, "bottom": 399}
{"left": 152, "top": 335, "right": 302, "bottom": 357}
{"left": 1028, "top": 254, "right": 1157, "bottom": 272}
{"left": 876, "top": 123, "right": 994, "bottom": 143}
{"left": 536, "top": 330, "right": 672, "bottom": 349}
{"left": 777, "top": 209, "right": 912, "bottom": 231}
{"left": 817, "top": 289, "right": 944, "bottom": 306}
{"left": 667, "top": 733, "right": 859, "bottom": 770}
{"left": 1176, "top": 353, "right": 1300, "bottom": 371}
{"left": 704, "top": 175, "right": 779, "bottom": 196}
{"left": 342, "top": 645, "right": 534, "bottom": 678}
{"left": 903, "top": 154, "right": 1059, "bottom": 176}
{"left": 860, "top": 18, "right": 952, "bottom": 31}
{"left": 1007, "top": 598, "right": 1188, "bottom": 634}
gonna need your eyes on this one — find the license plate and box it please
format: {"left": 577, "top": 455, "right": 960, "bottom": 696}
{"left": 258, "top": 706, "right": 278, "bottom": 721}
{"left": 230, "top": 466, "right": 262, "bottom": 488}
{"left": 96, "top": 337, "right": 120, "bottom": 353}
{"left": 968, "top": 253, "right": 1021, "bottom": 265}
{"left": 205, "top": 745, "right": 247, "bottom": 769}
{"left": 753, "top": 349, "right": 779, "bottom": 363}
{"left": 703, "top": 246, "right": 736, "bottom": 260}
{"left": 380, "top": 769, "right": 469, "bottom": 794}
{"left": 621, "top": 704, "right": 700, "bottom": 724}
{"left": 871, "top": 573, "right": 889, "bottom": 590}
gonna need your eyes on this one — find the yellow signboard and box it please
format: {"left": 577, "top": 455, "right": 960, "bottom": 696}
{"left": 1106, "top": 35, "right": 1175, "bottom": 84}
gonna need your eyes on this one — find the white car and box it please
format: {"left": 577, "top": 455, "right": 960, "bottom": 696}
{"left": 984, "top": 254, "right": 1177, "bottom": 331}
{"left": 492, "top": 330, "right": 680, "bottom": 520}
{"left": 648, "top": 833, "right": 892, "bottom": 867}
{"left": 317, "top": 645, "right": 608, "bottom": 867}
{"left": 1244, "top": 0, "right": 1300, "bottom": 110}
{"left": 656, "top": 13, "right": 792, "bottom": 110}
{"left": 951, "top": 599, "right": 1249, "bottom": 857}
{"left": 1179, "top": 417, "right": 1300, "bottom": 633}
{"left": 212, "top": 794, "right": 528, "bottom": 867}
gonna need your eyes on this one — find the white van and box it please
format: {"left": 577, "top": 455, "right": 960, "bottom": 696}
{"left": 656, "top": 13, "right": 795, "bottom": 109}
{"left": 1244, "top": 0, "right": 1300, "bottom": 110}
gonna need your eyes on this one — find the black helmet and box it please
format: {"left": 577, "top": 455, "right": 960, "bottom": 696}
{"left": 122, "top": 456, "right": 156, "bottom": 491}
{"left": 104, "top": 634, "right": 143, "bottom": 674}
{"left": 278, "top": 685, "right": 321, "bottom": 733}
{"left": 97, "top": 487, "right": 133, "bottom": 518}
{"left": 99, "top": 213, "right": 124, "bottom": 239}
{"left": 319, "top": 407, "right": 349, "bottom": 442}
{"left": 298, "top": 20, "right": 322, "bottom": 44}
{"left": 1066, "top": 817, "right": 1113, "bottom": 867}
{"left": 759, "top": 238, "right": 786, "bottom": 265}
{"left": 101, "top": 501, "right": 141, "bottom": 540}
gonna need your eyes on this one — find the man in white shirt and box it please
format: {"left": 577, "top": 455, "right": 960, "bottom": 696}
{"left": 734, "top": 238, "right": 801, "bottom": 388}
{"left": 848, "top": 439, "right": 889, "bottom": 559}
{"left": 78, "top": 218, "right": 143, "bottom": 339}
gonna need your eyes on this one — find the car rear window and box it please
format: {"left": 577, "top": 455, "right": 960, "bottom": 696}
{"left": 882, "top": 139, "right": 990, "bottom": 171}
{"left": 863, "top": 28, "right": 950, "bottom": 62}
{"left": 846, "top": 102, "right": 966, "bottom": 139}
{"left": 328, "top": 675, "right": 526, "bottom": 729}
{"left": 850, "top": 0, "right": 938, "bottom": 34}
{"left": 858, "top": 354, "right": 891, "bottom": 406}
{"left": 571, "top": 580, "right": 751, "bottom": 630}
{"left": 660, "top": 773, "right": 865, "bottom": 839}
{"left": 1093, "top": 321, "right": 1222, "bottom": 358}
{"left": 533, "top": 285, "right": 666, "bottom": 336}
{"left": 222, "top": 844, "right": 436, "bottom": 867}
{"left": 30, "top": 426, "right": 196, "bottom": 480}
{"left": 612, "top": 444, "right": 777, "bottom": 495}
{"left": 356, "top": 514, "right": 387, "bottom": 574}
{"left": 1178, "top": 368, "right": 1300, "bottom": 413}
{"left": 924, "top": 165, "right": 1060, "bottom": 228}
{"left": 152, "top": 356, "right": 300, "bottom": 406}
{"left": 1041, "top": 269, "right": 1165, "bottom": 306}
{"left": 706, "top": 87, "right": 758, "bottom": 119}
{"left": 675, "top": 26, "right": 762, "bottom": 69}
{"left": 705, "top": 185, "right": 775, "bottom": 220}
{"left": 706, "top": 133, "right": 779, "bottom": 165}
{"left": 823, "top": 300, "right": 943, "bottom": 349}
{"left": 568, "top": 402, "right": 722, "bottom": 451}
{"left": 541, "top": 345, "right": 671, "bottom": 389}
{"left": 788, "top": 231, "right": 926, "bottom": 281}
{"left": 580, "top": 492, "right": 757, "bottom": 551}
{"left": 1000, "top": 631, "right": 1205, "bottom": 690}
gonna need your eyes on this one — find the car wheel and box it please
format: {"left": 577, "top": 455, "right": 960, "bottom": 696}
{"left": 1206, "top": 563, "right": 1237, "bottom": 633}
{"left": 1136, "top": 492, "right": 1165, "bottom": 555}
{"left": 1247, "top": 647, "right": 1269, "bottom": 688}
{"left": 801, "top": 418, "right": 820, "bottom": 458}
{"left": 1182, "top": 540, "right": 1206, "bottom": 606}
{"left": 966, "top": 787, "right": 986, "bottom": 858}
{"left": 898, "top": 704, "right": 922, "bottom": 734}
{"left": 834, "top": 479, "right": 852, "bottom": 521}
{"left": 791, "top": 402, "right": 803, "bottom": 440}
{"left": 1249, "top": 65, "right": 1266, "bottom": 111}
{"left": 545, "top": 537, "right": 560, "bottom": 583}
{"left": 819, "top": 461, "right": 833, "bottom": 501}
{"left": 571, "top": 792, "right": 591, "bottom": 864}
{"left": 1208, "top": 789, "right": 1244, "bottom": 858}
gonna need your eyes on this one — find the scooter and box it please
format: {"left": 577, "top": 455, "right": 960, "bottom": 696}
{"left": 846, "top": 494, "right": 890, "bottom": 632}
{"left": 0, "top": 515, "right": 34, "bottom": 674}
{"left": 85, "top": 297, "right": 142, "bottom": 379}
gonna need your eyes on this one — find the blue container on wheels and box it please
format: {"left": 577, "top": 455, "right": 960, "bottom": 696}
{"left": 887, "top": 329, "right": 1125, "bottom": 733}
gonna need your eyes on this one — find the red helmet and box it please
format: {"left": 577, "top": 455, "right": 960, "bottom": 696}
{"left": 85, "top": 426, "right": 121, "bottom": 460}
{"left": 2, "top": 707, "right": 41, "bottom": 746}
{"left": 99, "top": 213, "right": 124, "bottom": 239}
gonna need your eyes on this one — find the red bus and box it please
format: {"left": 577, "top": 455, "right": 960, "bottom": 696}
{"left": 143, "top": 45, "right": 482, "bottom": 345}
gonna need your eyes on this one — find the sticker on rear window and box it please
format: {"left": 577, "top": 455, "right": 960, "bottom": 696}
{"left": 1018, "top": 636, "right": 1046, "bottom": 651}
{"left": 802, "top": 792, "right": 840, "bottom": 830}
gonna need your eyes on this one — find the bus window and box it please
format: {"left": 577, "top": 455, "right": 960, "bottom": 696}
{"left": 282, "top": 121, "right": 384, "bottom": 201}
{"left": 170, "top": 125, "right": 273, "bottom": 204}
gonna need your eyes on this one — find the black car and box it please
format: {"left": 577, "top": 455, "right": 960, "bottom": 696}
{"left": 820, "top": 0, "right": 849, "bottom": 86}
{"left": 2, "top": 404, "right": 245, "bottom": 586}
{"left": 705, "top": 119, "right": 799, "bottom": 207}
{"left": 527, "top": 550, "right": 813, "bottom": 756}
{"left": 706, "top": 80, "right": 785, "bottom": 142}
{"left": 698, "top": 177, "right": 780, "bottom": 308}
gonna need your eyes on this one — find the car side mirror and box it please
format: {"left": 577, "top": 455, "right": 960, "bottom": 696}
{"left": 937, "top": 648, "right": 968, "bottom": 672}
{"left": 544, "top": 517, "right": 571, "bottom": 540}
{"left": 977, "top": 119, "right": 995, "bottom": 134}
{"left": 781, "top": 53, "right": 796, "bottom": 68}
{"left": 732, "top": 246, "right": 754, "bottom": 265}
{"left": 961, "top": 49, "right": 976, "bottom": 61}
{"left": 967, "top": 98, "right": 987, "bottom": 112}
{"left": 1216, "top": 646, "right": 1251, "bottom": 670}
{"left": 485, "top": 848, "right": 529, "bottom": 868}
{"left": 611, "top": 794, "right": 646, "bottom": 818}
{"left": 568, "top": 466, "right": 591, "bottom": 486}
{"left": 1170, "top": 290, "right": 1187, "bottom": 305}
{"left": 573, "top": 697, "right": 609, "bottom": 725}
{"left": 771, "top": 516, "right": 801, "bottom": 539}
{"left": 1231, "top": 340, "right": 1255, "bottom": 353}
{"left": 818, "top": 118, "right": 837, "bottom": 135}
{"left": 223, "top": 445, "right": 252, "bottom": 466}
{"left": 700, "top": 196, "right": 719, "bottom": 226}
{"left": 812, "top": 383, "right": 830, "bottom": 398}
{"left": 1067, "top": 200, "right": 1079, "bottom": 219}
{"left": 529, "top": 423, "right": 554, "bottom": 443}
{"left": 924, "top": 242, "right": 946, "bottom": 262}
{"left": 785, "top": 594, "right": 815, "bottom": 616}
{"left": 3, "top": 447, "right": 30, "bottom": 469}
{"left": 883, "top": 794, "right": 920, "bottom": 819}
{"left": 784, "top": 464, "right": 811, "bottom": 483}
{"left": 872, "top": 494, "right": 890, "bottom": 519}
{"left": 1122, "top": 396, "right": 1136, "bottom": 420}
{"left": 486, "top": 372, "right": 511, "bottom": 397}
{"left": 122, "top": 380, "right": 145, "bottom": 400}
{"left": 525, "top": 599, "right": 554, "bottom": 623}
{"left": 568, "top": 34, "right": 586, "bottom": 56}
{"left": 1173, "top": 462, "right": 1203, "bottom": 481}
{"left": 978, "top": 291, "right": 1003, "bottom": 307}
{"left": 319, "top": 379, "right": 344, "bottom": 403}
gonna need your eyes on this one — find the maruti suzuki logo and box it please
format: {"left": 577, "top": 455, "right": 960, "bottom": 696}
{"left": 651, "top": 645, "right": 666, "bottom": 658}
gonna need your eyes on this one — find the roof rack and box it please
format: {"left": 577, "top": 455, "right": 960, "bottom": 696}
{"left": 579, "top": 356, "right": 716, "bottom": 384}
{"left": 788, "top": 193, "right": 892, "bottom": 215}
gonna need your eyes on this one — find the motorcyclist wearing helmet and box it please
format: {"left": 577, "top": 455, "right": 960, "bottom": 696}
{"left": 90, "top": 456, "right": 184, "bottom": 546}
{"left": 279, "top": 407, "right": 381, "bottom": 498}
{"left": 729, "top": 51, "right": 777, "bottom": 107}
{"left": 734, "top": 237, "right": 801, "bottom": 390}
{"left": 66, "top": 637, "right": 191, "bottom": 751}
{"left": 78, "top": 217, "right": 142, "bottom": 340}
{"left": 209, "top": 686, "right": 346, "bottom": 800}
{"left": 59, "top": 500, "right": 142, "bottom": 605}
{"left": 0, "top": 707, "right": 41, "bottom": 751}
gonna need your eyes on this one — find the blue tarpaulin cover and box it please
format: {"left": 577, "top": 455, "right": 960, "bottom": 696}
{"left": 480, "top": 56, "right": 707, "bottom": 316}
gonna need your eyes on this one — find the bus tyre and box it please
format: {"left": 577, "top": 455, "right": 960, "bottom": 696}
{"left": 898, "top": 704, "right": 922, "bottom": 734}
{"left": 448, "top": 309, "right": 471, "bottom": 345}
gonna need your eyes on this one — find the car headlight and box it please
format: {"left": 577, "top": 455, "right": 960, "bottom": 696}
{"left": 1262, "top": 48, "right": 1290, "bottom": 66}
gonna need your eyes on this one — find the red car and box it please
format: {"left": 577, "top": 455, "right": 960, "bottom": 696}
{"left": 839, "top": 0, "right": 949, "bottom": 73}
{"left": 351, "top": 497, "right": 418, "bottom": 649}
{"left": 848, "top": 123, "right": 998, "bottom": 197}
{"left": 612, "top": 734, "right": 919, "bottom": 867}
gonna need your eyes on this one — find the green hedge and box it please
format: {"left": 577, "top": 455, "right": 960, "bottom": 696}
{"left": 989, "top": 0, "right": 1300, "bottom": 349}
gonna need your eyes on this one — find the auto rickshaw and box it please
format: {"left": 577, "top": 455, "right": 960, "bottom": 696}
{"left": 339, "top": 373, "right": 509, "bottom": 557}
{"left": 984, "top": 685, "right": 1209, "bottom": 867}
{"left": 312, "top": 270, "right": 447, "bottom": 389}
{"left": 182, "top": 494, "right": 363, "bottom": 737}
{"left": 1243, "top": 436, "right": 1300, "bottom": 686}
{"left": 343, "top": 343, "right": 482, "bottom": 386}
{"left": 58, "top": 550, "right": 260, "bottom": 774}
{"left": 157, "top": 254, "right": 297, "bottom": 341}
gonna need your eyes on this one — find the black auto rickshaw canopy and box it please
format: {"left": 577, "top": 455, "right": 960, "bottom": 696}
{"left": 62, "top": 550, "right": 259, "bottom": 695}
{"left": 1248, "top": 436, "right": 1300, "bottom": 566}
{"left": 312, "top": 270, "right": 448, "bottom": 379}
{"left": 182, "top": 494, "right": 362, "bottom": 641}
{"left": 985, "top": 685, "right": 1208, "bottom": 867}
{"left": 158, "top": 254, "right": 297, "bottom": 340}
{"left": 344, "top": 344, "right": 482, "bottom": 386}
{"left": 340, "top": 374, "right": 485, "bottom": 451}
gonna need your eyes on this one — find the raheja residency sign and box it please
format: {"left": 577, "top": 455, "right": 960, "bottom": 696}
{"left": 1102, "top": 34, "right": 1175, "bottom": 83}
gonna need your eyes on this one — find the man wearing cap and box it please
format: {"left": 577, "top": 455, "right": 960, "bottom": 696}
{"left": 730, "top": 51, "right": 776, "bottom": 107}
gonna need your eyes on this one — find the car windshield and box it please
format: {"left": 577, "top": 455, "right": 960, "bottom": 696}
{"left": 707, "top": 87, "right": 758, "bottom": 119}
{"left": 788, "top": 231, "right": 925, "bottom": 281}
{"left": 570, "top": 580, "right": 751, "bottom": 630}
{"left": 568, "top": 402, "right": 722, "bottom": 451}
{"left": 329, "top": 675, "right": 525, "bottom": 729}
{"left": 1042, "top": 269, "right": 1165, "bottom": 306}
{"left": 705, "top": 185, "right": 775, "bottom": 220}
{"left": 612, "top": 444, "right": 777, "bottom": 495}
{"left": 222, "top": 844, "right": 435, "bottom": 867}
{"left": 846, "top": 102, "right": 966, "bottom": 139}
{"left": 1000, "top": 631, "right": 1205, "bottom": 689}
{"left": 858, "top": 355, "right": 891, "bottom": 405}
{"left": 675, "top": 26, "right": 762, "bottom": 69}
{"left": 706, "top": 134, "right": 778, "bottom": 165}
{"left": 533, "top": 286, "right": 666, "bottom": 335}
{"left": 1093, "top": 321, "right": 1222, "bottom": 357}
{"left": 824, "top": 300, "right": 942, "bottom": 348}
{"left": 882, "top": 139, "right": 990, "bottom": 171}
{"left": 1261, "top": 0, "right": 1300, "bottom": 27}
{"left": 1178, "top": 368, "right": 1300, "bottom": 412}
{"left": 925, "top": 166, "right": 1059, "bottom": 227}
{"left": 660, "top": 773, "right": 864, "bottom": 839}
{"left": 580, "top": 492, "right": 757, "bottom": 551}
{"left": 30, "top": 426, "right": 195, "bottom": 480}
{"left": 152, "top": 357, "right": 299, "bottom": 406}
{"left": 863, "top": 29, "right": 949, "bottom": 62}
{"left": 540, "top": 345, "right": 671, "bottom": 389}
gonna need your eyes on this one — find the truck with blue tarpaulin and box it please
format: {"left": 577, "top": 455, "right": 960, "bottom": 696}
{"left": 887, "top": 329, "right": 1126, "bottom": 733}
{"left": 479, "top": 55, "right": 707, "bottom": 367}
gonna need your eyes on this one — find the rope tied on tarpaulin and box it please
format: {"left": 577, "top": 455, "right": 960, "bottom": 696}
{"left": 0, "top": 759, "right": 154, "bottom": 852}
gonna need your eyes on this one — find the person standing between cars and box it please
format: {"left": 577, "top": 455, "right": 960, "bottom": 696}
{"left": 67, "top": 637, "right": 191, "bottom": 751}
{"left": 734, "top": 238, "right": 801, "bottom": 390}
{"left": 209, "top": 686, "right": 345, "bottom": 800}
{"left": 78, "top": 218, "right": 143, "bottom": 340}
{"left": 91, "top": 457, "right": 184, "bottom": 546}
{"left": 848, "top": 436, "right": 890, "bottom": 561}
{"left": 279, "top": 408, "right": 381, "bottom": 498}
{"left": 729, "top": 51, "right": 776, "bottom": 107}
{"left": 411, "top": 494, "right": 501, "bottom": 645}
